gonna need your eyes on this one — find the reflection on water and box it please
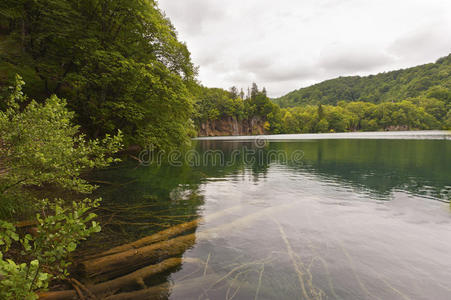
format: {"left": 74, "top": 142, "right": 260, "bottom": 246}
{"left": 84, "top": 138, "right": 451, "bottom": 299}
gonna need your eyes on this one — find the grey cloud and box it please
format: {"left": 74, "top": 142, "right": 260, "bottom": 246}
{"left": 160, "top": 0, "right": 226, "bottom": 34}
{"left": 318, "top": 0, "right": 359, "bottom": 9}
{"left": 197, "top": 54, "right": 217, "bottom": 67}
{"left": 389, "top": 25, "right": 451, "bottom": 62}
{"left": 238, "top": 55, "right": 318, "bottom": 83}
{"left": 224, "top": 71, "right": 255, "bottom": 85}
{"left": 318, "top": 46, "right": 394, "bottom": 73}
{"left": 159, "top": 0, "right": 451, "bottom": 97}
{"left": 257, "top": 65, "right": 319, "bottom": 82}
{"left": 239, "top": 57, "right": 273, "bottom": 71}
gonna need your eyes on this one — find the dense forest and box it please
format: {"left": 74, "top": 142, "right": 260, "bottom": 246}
{"left": 0, "top": 0, "right": 196, "bottom": 150}
{"left": 196, "top": 55, "right": 451, "bottom": 134}
{"left": 271, "top": 55, "right": 451, "bottom": 133}
{"left": 274, "top": 54, "right": 451, "bottom": 107}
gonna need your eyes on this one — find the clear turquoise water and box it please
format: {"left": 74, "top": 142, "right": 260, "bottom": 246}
{"left": 87, "top": 136, "right": 451, "bottom": 299}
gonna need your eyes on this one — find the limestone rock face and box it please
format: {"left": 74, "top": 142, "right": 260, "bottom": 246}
{"left": 198, "top": 116, "right": 267, "bottom": 137}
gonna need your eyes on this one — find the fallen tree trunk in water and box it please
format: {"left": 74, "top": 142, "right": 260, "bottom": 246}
{"left": 103, "top": 271, "right": 280, "bottom": 300}
{"left": 40, "top": 203, "right": 301, "bottom": 299}
{"left": 39, "top": 258, "right": 182, "bottom": 300}
{"left": 105, "top": 283, "right": 171, "bottom": 300}
{"left": 104, "top": 283, "right": 170, "bottom": 300}
{"left": 81, "top": 234, "right": 196, "bottom": 281}
{"left": 81, "top": 202, "right": 296, "bottom": 281}
{"left": 104, "top": 275, "right": 221, "bottom": 300}
{"left": 97, "top": 218, "right": 201, "bottom": 257}
{"left": 92, "top": 204, "right": 244, "bottom": 259}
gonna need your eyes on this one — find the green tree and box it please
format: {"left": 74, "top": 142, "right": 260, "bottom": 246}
{"left": 251, "top": 83, "right": 259, "bottom": 100}
{"left": 317, "top": 104, "right": 324, "bottom": 119}
{"left": 316, "top": 119, "right": 329, "bottom": 133}
{"left": 445, "top": 111, "right": 451, "bottom": 129}
{"left": 325, "top": 106, "right": 349, "bottom": 132}
{"left": 229, "top": 86, "right": 239, "bottom": 99}
{"left": 0, "top": 0, "right": 196, "bottom": 149}
{"left": 282, "top": 111, "right": 300, "bottom": 133}
{"left": 0, "top": 76, "right": 122, "bottom": 298}
{"left": 0, "top": 76, "right": 122, "bottom": 214}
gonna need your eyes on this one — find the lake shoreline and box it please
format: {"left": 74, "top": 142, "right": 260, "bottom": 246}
{"left": 194, "top": 130, "right": 451, "bottom": 141}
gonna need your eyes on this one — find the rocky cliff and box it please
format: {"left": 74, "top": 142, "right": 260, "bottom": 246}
{"left": 197, "top": 117, "right": 267, "bottom": 137}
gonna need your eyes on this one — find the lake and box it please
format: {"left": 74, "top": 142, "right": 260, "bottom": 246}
{"left": 85, "top": 132, "right": 451, "bottom": 299}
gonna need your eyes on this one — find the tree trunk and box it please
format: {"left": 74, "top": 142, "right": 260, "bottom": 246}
{"left": 86, "top": 204, "right": 243, "bottom": 260}
{"left": 81, "top": 202, "right": 294, "bottom": 281}
{"left": 38, "top": 258, "right": 182, "bottom": 300}
{"left": 103, "top": 283, "right": 170, "bottom": 300}
{"left": 103, "top": 275, "right": 221, "bottom": 300}
{"left": 96, "top": 218, "right": 201, "bottom": 257}
{"left": 80, "top": 234, "right": 196, "bottom": 281}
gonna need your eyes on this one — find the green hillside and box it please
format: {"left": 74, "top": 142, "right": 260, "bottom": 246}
{"left": 274, "top": 54, "right": 451, "bottom": 107}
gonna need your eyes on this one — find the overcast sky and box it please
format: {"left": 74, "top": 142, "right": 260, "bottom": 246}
{"left": 159, "top": 0, "right": 451, "bottom": 97}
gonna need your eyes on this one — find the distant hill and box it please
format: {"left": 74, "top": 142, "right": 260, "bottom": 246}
{"left": 274, "top": 54, "right": 451, "bottom": 107}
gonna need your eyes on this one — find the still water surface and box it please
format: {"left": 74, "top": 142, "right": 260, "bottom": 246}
{"left": 87, "top": 133, "right": 451, "bottom": 299}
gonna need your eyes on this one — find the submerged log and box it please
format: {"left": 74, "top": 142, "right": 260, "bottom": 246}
{"left": 41, "top": 202, "right": 302, "bottom": 299}
{"left": 81, "top": 234, "right": 196, "bottom": 281}
{"left": 39, "top": 258, "right": 182, "bottom": 300}
{"left": 103, "top": 283, "right": 170, "bottom": 300}
{"left": 103, "top": 271, "right": 280, "bottom": 300}
{"left": 98, "top": 218, "right": 201, "bottom": 257}
{"left": 81, "top": 204, "right": 245, "bottom": 261}
{"left": 81, "top": 202, "right": 296, "bottom": 281}
{"left": 104, "top": 275, "right": 221, "bottom": 300}
{"left": 94, "top": 204, "right": 244, "bottom": 259}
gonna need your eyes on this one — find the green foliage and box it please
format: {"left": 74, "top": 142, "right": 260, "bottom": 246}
{"left": 0, "top": 256, "right": 50, "bottom": 300}
{"left": 0, "top": 77, "right": 121, "bottom": 298}
{"left": 194, "top": 57, "right": 451, "bottom": 134}
{"left": 316, "top": 119, "right": 329, "bottom": 133}
{"left": 193, "top": 83, "right": 282, "bottom": 132}
{"left": 446, "top": 111, "right": 451, "bottom": 129}
{"left": 1, "top": 215, "right": 49, "bottom": 300}
{"left": 32, "top": 198, "right": 101, "bottom": 278}
{"left": 0, "top": 220, "right": 19, "bottom": 251}
{"left": 275, "top": 99, "right": 443, "bottom": 134}
{"left": 267, "top": 54, "right": 451, "bottom": 133}
{"left": 0, "top": 75, "right": 122, "bottom": 215}
{"left": 0, "top": 198, "right": 100, "bottom": 299}
{"left": 0, "top": 0, "right": 196, "bottom": 149}
{"left": 192, "top": 86, "right": 230, "bottom": 122}
{"left": 274, "top": 54, "right": 451, "bottom": 107}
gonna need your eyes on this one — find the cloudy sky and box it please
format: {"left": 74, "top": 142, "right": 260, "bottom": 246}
{"left": 159, "top": 0, "right": 451, "bottom": 97}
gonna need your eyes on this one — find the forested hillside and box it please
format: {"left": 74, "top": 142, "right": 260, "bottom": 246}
{"left": 195, "top": 87, "right": 451, "bottom": 135}
{"left": 193, "top": 83, "right": 282, "bottom": 135}
{"left": 0, "top": 0, "right": 196, "bottom": 149}
{"left": 265, "top": 54, "right": 451, "bottom": 133}
{"left": 193, "top": 55, "right": 451, "bottom": 136}
{"left": 274, "top": 54, "right": 451, "bottom": 107}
